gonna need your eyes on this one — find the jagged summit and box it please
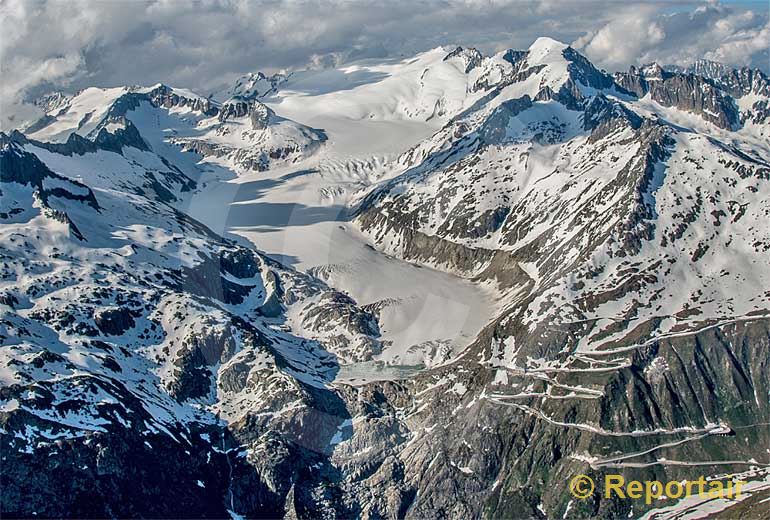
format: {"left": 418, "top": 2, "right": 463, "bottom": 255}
{"left": 443, "top": 46, "right": 484, "bottom": 73}
{"left": 665, "top": 58, "right": 731, "bottom": 80}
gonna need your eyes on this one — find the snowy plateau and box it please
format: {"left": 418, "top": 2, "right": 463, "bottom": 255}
{"left": 1, "top": 38, "right": 770, "bottom": 519}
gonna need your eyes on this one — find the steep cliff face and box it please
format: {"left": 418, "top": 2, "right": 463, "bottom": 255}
{"left": 614, "top": 64, "right": 740, "bottom": 130}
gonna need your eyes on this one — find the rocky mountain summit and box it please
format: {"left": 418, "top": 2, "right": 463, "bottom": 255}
{"left": 2, "top": 38, "right": 770, "bottom": 519}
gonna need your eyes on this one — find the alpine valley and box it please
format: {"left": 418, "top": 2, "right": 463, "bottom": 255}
{"left": 1, "top": 38, "right": 769, "bottom": 519}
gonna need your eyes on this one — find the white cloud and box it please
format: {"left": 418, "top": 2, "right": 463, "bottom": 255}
{"left": 573, "top": 7, "right": 666, "bottom": 70}
{"left": 574, "top": 2, "right": 769, "bottom": 71}
{"left": 706, "top": 19, "right": 770, "bottom": 66}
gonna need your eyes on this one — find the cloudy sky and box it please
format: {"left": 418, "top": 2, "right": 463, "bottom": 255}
{"left": 1, "top": 0, "right": 768, "bottom": 128}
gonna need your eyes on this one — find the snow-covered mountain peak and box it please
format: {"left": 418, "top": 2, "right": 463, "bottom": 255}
{"left": 525, "top": 36, "right": 569, "bottom": 62}
{"left": 459, "top": 37, "right": 617, "bottom": 116}
{"left": 216, "top": 71, "right": 290, "bottom": 102}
